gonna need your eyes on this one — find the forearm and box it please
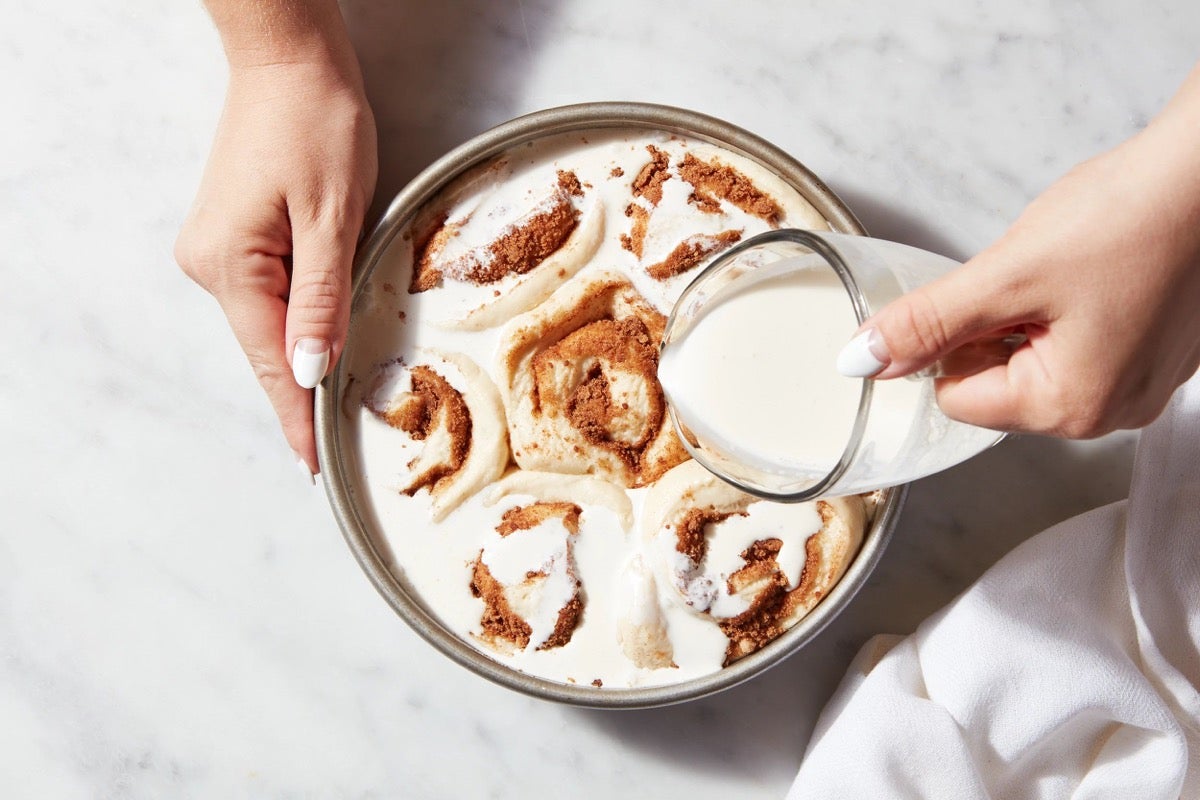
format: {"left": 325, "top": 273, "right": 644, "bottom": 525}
{"left": 1154, "top": 61, "right": 1200, "bottom": 127}
{"left": 1126, "top": 61, "right": 1200, "bottom": 221}
{"left": 202, "top": 0, "right": 360, "bottom": 79}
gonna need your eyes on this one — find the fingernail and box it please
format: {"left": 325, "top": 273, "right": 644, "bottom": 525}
{"left": 836, "top": 329, "right": 890, "bottom": 378}
{"left": 292, "top": 338, "right": 330, "bottom": 389}
{"left": 296, "top": 455, "right": 315, "bottom": 486}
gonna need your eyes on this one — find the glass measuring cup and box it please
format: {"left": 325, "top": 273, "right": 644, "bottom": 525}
{"left": 659, "top": 229, "right": 1006, "bottom": 501}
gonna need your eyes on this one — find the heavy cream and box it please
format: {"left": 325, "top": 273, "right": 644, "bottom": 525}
{"left": 659, "top": 234, "right": 1006, "bottom": 497}
{"left": 658, "top": 263, "right": 862, "bottom": 480}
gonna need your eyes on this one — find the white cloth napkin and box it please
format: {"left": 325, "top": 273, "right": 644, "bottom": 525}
{"left": 789, "top": 372, "right": 1200, "bottom": 799}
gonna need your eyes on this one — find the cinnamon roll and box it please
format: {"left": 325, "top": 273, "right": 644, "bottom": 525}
{"left": 495, "top": 269, "right": 689, "bottom": 488}
{"left": 363, "top": 350, "right": 509, "bottom": 521}
{"left": 642, "top": 461, "right": 866, "bottom": 665}
{"left": 470, "top": 500, "right": 585, "bottom": 654}
{"left": 408, "top": 161, "right": 605, "bottom": 331}
{"left": 620, "top": 143, "right": 827, "bottom": 284}
{"left": 470, "top": 470, "right": 633, "bottom": 655}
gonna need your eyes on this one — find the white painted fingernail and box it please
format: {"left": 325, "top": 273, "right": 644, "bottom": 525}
{"left": 297, "top": 456, "right": 315, "bottom": 486}
{"left": 836, "top": 329, "right": 889, "bottom": 378}
{"left": 292, "top": 338, "right": 330, "bottom": 389}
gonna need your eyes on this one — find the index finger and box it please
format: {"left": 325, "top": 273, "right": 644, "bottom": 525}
{"left": 217, "top": 259, "right": 320, "bottom": 475}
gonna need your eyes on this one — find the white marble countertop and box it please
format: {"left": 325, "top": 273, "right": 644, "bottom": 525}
{"left": 4, "top": 1, "right": 1196, "bottom": 796}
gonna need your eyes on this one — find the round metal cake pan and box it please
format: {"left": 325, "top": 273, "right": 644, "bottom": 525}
{"left": 315, "top": 101, "right": 906, "bottom": 709}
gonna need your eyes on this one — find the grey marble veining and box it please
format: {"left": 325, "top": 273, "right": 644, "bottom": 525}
{"left": 1, "top": 0, "right": 1191, "bottom": 796}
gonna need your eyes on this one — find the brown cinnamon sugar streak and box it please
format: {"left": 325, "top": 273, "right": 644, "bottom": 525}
{"left": 470, "top": 559, "right": 533, "bottom": 649}
{"left": 556, "top": 169, "right": 584, "bottom": 197}
{"left": 410, "top": 171, "right": 584, "bottom": 292}
{"left": 410, "top": 212, "right": 454, "bottom": 292}
{"left": 620, "top": 203, "right": 650, "bottom": 257}
{"left": 645, "top": 229, "right": 743, "bottom": 280}
{"left": 379, "top": 365, "right": 472, "bottom": 496}
{"left": 675, "top": 507, "right": 740, "bottom": 564}
{"left": 679, "top": 153, "right": 782, "bottom": 223}
{"left": 620, "top": 145, "right": 672, "bottom": 257}
{"left": 466, "top": 198, "right": 577, "bottom": 283}
{"left": 497, "top": 501, "right": 582, "bottom": 537}
{"left": 631, "top": 145, "right": 671, "bottom": 204}
{"left": 543, "top": 595, "right": 584, "bottom": 649}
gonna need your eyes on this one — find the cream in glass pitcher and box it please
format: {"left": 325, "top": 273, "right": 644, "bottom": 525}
{"left": 658, "top": 229, "right": 1006, "bottom": 501}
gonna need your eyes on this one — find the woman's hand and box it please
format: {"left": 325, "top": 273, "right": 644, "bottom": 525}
{"left": 838, "top": 65, "right": 1200, "bottom": 438}
{"left": 176, "top": 57, "right": 377, "bottom": 476}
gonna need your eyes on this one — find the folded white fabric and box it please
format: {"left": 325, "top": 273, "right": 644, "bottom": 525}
{"left": 789, "top": 372, "right": 1200, "bottom": 799}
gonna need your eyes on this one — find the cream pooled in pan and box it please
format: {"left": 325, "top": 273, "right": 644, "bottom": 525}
{"left": 341, "top": 129, "right": 872, "bottom": 688}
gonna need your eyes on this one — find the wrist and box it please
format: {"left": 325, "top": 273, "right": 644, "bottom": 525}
{"left": 207, "top": 0, "right": 362, "bottom": 86}
{"left": 227, "top": 54, "right": 366, "bottom": 102}
{"left": 1129, "top": 63, "right": 1200, "bottom": 190}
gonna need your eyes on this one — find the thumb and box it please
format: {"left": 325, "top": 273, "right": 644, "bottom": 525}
{"left": 286, "top": 216, "right": 357, "bottom": 390}
{"left": 835, "top": 255, "right": 1037, "bottom": 380}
